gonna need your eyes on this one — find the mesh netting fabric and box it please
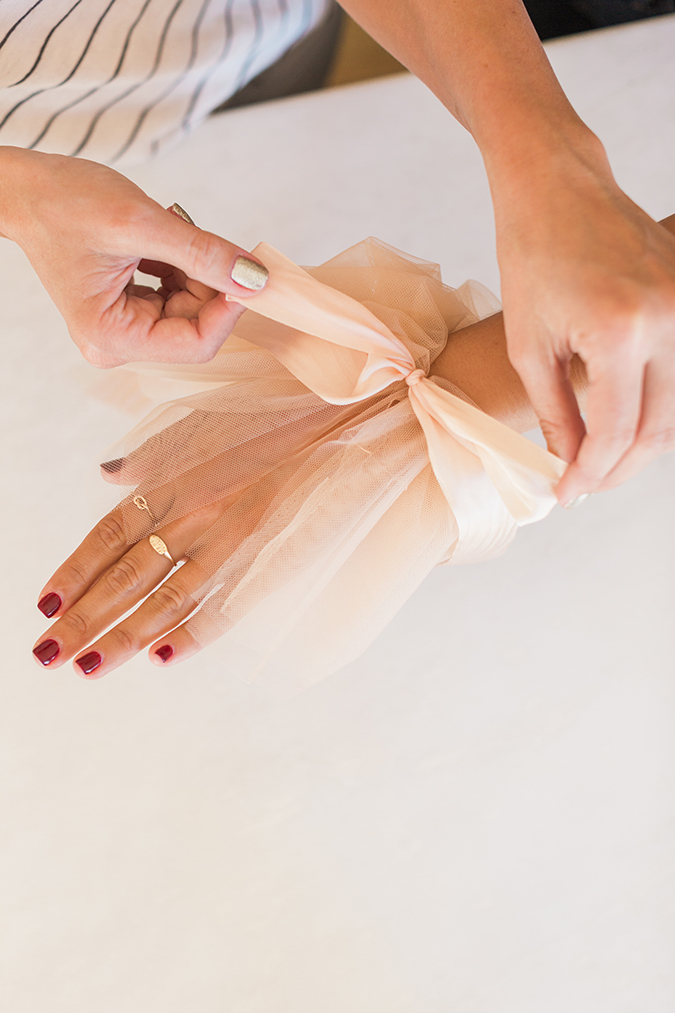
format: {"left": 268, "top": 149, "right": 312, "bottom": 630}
{"left": 106, "top": 238, "right": 565, "bottom": 693}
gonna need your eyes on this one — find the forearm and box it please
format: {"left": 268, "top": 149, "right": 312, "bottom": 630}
{"left": 0, "top": 146, "right": 19, "bottom": 239}
{"left": 0, "top": 147, "right": 67, "bottom": 242}
{"left": 0, "top": 146, "right": 37, "bottom": 240}
{"left": 338, "top": 0, "right": 601, "bottom": 178}
{"left": 430, "top": 310, "right": 586, "bottom": 434}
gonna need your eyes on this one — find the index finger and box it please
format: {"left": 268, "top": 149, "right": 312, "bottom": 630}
{"left": 555, "top": 352, "right": 645, "bottom": 505}
{"left": 512, "top": 347, "right": 587, "bottom": 462}
{"left": 36, "top": 488, "right": 174, "bottom": 619}
{"left": 37, "top": 509, "right": 140, "bottom": 621}
{"left": 98, "top": 288, "right": 247, "bottom": 365}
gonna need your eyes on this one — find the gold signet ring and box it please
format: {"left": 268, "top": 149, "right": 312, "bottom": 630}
{"left": 149, "top": 534, "right": 176, "bottom": 566}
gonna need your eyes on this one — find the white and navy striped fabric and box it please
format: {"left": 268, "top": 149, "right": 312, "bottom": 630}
{"left": 0, "top": 0, "right": 330, "bottom": 164}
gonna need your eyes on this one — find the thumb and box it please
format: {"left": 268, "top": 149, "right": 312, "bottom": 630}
{"left": 139, "top": 201, "right": 269, "bottom": 296}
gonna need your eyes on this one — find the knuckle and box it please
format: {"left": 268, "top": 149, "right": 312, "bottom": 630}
{"left": 60, "top": 608, "right": 90, "bottom": 639}
{"left": 639, "top": 426, "right": 675, "bottom": 454}
{"left": 537, "top": 417, "right": 567, "bottom": 439}
{"left": 607, "top": 324, "right": 642, "bottom": 357}
{"left": 602, "top": 425, "right": 636, "bottom": 449}
{"left": 535, "top": 415, "right": 559, "bottom": 435}
{"left": 152, "top": 581, "right": 191, "bottom": 618}
{"left": 60, "top": 558, "right": 90, "bottom": 589}
{"left": 577, "top": 301, "right": 643, "bottom": 357}
{"left": 582, "top": 429, "right": 634, "bottom": 463}
{"left": 603, "top": 283, "right": 643, "bottom": 322}
{"left": 188, "top": 230, "right": 228, "bottom": 280}
{"left": 95, "top": 514, "right": 128, "bottom": 553}
{"left": 109, "top": 624, "right": 138, "bottom": 656}
{"left": 104, "top": 556, "right": 145, "bottom": 597}
{"left": 108, "top": 201, "right": 154, "bottom": 242}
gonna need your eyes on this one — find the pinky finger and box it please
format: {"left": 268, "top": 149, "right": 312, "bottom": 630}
{"left": 149, "top": 624, "right": 203, "bottom": 666}
{"left": 149, "top": 596, "right": 225, "bottom": 666}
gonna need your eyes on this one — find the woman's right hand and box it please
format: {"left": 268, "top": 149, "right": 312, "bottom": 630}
{"left": 0, "top": 146, "right": 268, "bottom": 367}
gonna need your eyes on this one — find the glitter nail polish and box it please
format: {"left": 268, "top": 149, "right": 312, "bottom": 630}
{"left": 231, "top": 255, "right": 268, "bottom": 291}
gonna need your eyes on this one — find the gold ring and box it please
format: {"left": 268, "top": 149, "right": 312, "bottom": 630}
{"left": 133, "top": 495, "right": 156, "bottom": 525}
{"left": 149, "top": 534, "right": 175, "bottom": 566}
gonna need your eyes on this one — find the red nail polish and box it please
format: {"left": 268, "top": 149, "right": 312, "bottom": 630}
{"left": 76, "top": 651, "right": 102, "bottom": 675}
{"left": 155, "top": 645, "right": 174, "bottom": 663}
{"left": 33, "top": 639, "right": 60, "bottom": 665}
{"left": 38, "top": 592, "right": 61, "bottom": 618}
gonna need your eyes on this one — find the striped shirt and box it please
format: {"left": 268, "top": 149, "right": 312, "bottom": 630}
{"left": 0, "top": 0, "right": 330, "bottom": 164}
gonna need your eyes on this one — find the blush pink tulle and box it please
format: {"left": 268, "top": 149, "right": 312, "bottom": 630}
{"left": 108, "top": 238, "right": 565, "bottom": 694}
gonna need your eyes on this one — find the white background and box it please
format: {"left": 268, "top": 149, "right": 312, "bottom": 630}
{"left": 1, "top": 16, "right": 674, "bottom": 1011}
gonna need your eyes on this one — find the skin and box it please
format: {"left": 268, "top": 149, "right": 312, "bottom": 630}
{"left": 22, "top": 240, "right": 583, "bottom": 680}
{"left": 2, "top": 2, "right": 675, "bottom": 501}
{"left": 32, "top": 210, "right": 675, "bottom": 680}
{"left": 33, "top": 309, "right": 553, "bottom": 678}
{"left": 341, "top": 0, "right": 675, "bottom": 503}
{"left": 0, "top": 148, "right": 267, "bottom": 365}
{"left": 31, "top": 209, "right": 675, "bottom": 676}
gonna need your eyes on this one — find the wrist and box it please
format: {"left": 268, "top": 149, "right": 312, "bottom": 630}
{"left": 430, "top": 313, "right": 588, "bottom": 434}
{"left": 430, "top": 313, "right": 538, "bottom": 433}
{"left": 479, "top": 105, "right": 610, "bottom": 202}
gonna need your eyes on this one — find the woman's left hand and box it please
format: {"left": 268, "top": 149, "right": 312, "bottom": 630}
{"left": 32, "top": 435, "right": 285, "bottom": 675}
{"left": 31, "top": 477, "right": 233, "bottom": 676}
{"left": 32, "top": 393, "right": 346, "bottom": 676}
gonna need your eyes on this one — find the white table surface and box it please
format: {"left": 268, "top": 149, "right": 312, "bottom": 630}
{"left": 2, "top": 15, "right": 674, "bottom": 1013}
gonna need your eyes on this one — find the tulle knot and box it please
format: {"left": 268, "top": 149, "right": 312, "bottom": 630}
{"left": 405, "top": 368, "right": 426, "bottom": 387}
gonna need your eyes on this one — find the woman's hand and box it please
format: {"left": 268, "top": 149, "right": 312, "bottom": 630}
{"left": 341, "top": 1, "right": 675, "bottom": 505}
{"left": 31, "top": 452, "right": 279, "bottom": 677}
{"left": 31, "top": 389, "right": 350, "bottom": 677}
{"left": 31, "top": 484, "right": 232, "bottom": 676}
{"left": 491, "top": 140, "right": 675, "bottom": 508}
{"left": 0, "top": 146, "right": 268, "bottom": 367}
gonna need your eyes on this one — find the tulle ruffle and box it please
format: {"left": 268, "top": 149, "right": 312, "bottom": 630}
{"left": 105, "top": 238, "right": 564, "bottom": 693}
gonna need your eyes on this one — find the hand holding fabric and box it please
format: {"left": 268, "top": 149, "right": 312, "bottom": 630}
{"left": 493, "top": 145, "right": 675, "bottom": 506}
{"left": 33, "top": 238, "right": 571, "bottom": 692}
{"left": 340, "top": 0, "right": 675, "bottom": 505}
{"left": 0, "top": 147, "right": 267, "bottom": 367}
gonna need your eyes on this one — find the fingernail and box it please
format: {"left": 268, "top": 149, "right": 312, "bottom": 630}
{"left": 562, "top": 493, "right": 591, "bottom": 510}
{"left": 100, "top": 458, "right": 125, "bottom": 474}
{"left": 33, "top": 639, "right": 60, "bottom": 666}
{"left": 38, "top": 592, "right": 61, "bottom": 618}
{"left": 155, "top": 645, "right": 174, "bottom": 663}
{"left": 75, "top": 651, "right": 102, "bottom": 675}
{"left": 170, "top": 202, "right": 195, "bottom": 225}
{"left": 231, "top": 255, "right": 268, "bottom": 291}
